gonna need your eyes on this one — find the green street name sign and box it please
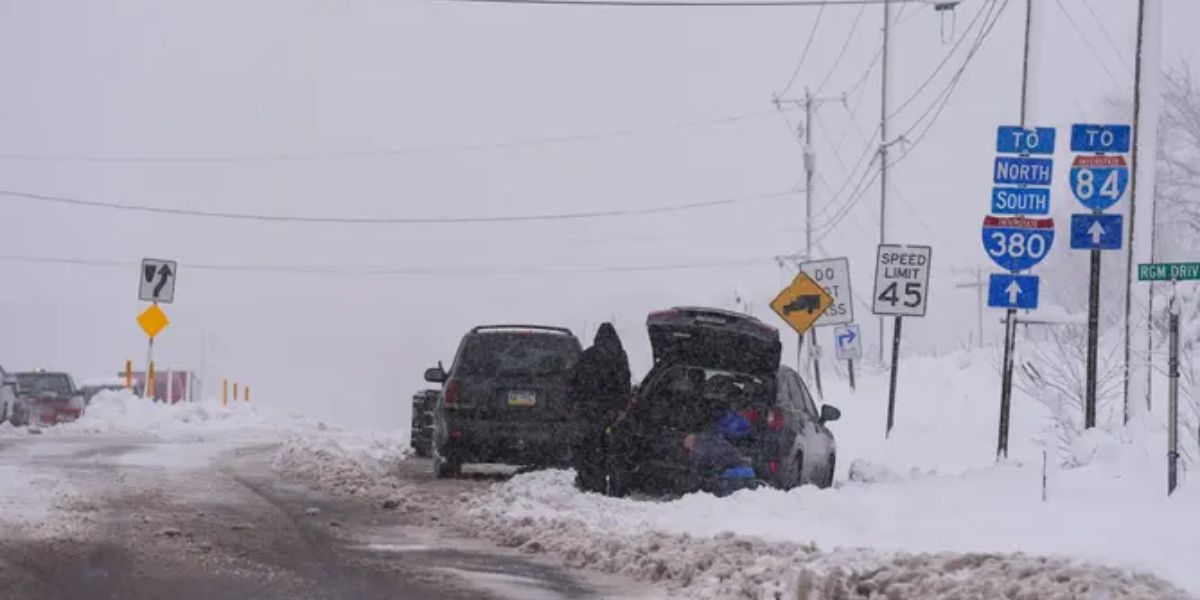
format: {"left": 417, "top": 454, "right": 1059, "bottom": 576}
{"left": 1138, "top": 263, "right": 1200, "bottom": 281}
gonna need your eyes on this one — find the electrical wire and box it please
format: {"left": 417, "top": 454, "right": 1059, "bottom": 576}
{"left": 1076, "top": 0, "right": 1134, "bottom": 77}
{"left": 1053, "top": 0, "right": 1125, "bottom": 90}
{"left": 0, "top": 254, "right": 778, "bottom": 276}
{"left": 434, "top": 0, "right": 925, "bottom": 7}
{"left": 813, "top": 1, "right": 868, "bottom": 95}
{"left": 777, "top": 3, "right": 827, "bottom": 97}
{"left": 0, "top": 187, "right": 798, "bottom": 225}
{"left": 0, "top": 108, "right": 792, "bottom": 165}
{"left": 886, "top": 0, "right": 994, "bottom": 120}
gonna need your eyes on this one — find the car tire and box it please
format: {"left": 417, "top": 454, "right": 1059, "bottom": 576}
{"left": 818, "top": 454, "right": 836, "bottom": 489}
{"left": 432, "top": 443, "right": 461, "bottom": 479}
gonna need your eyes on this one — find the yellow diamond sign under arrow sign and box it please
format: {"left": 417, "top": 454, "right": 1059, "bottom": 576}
{"left": 770, "top": 271, "right": 834, "bottom": 336}
{"left": 137, "top": 303, "right": 170, "bottom": 338}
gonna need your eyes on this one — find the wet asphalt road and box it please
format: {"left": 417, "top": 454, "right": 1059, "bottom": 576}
{"left": 0, "top": 437, "right": 651, "bottom": 600}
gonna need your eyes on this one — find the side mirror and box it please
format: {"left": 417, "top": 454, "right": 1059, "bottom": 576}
{"left": 819, "top": 404, "right": 841, "bottom": 424}
{"left": 424, "top": 365, "right": 448, "bottom": 384}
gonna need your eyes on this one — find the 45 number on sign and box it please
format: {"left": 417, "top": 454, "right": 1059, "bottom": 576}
{"left": 876, "top": 282, "right": 923, "bottom": 310}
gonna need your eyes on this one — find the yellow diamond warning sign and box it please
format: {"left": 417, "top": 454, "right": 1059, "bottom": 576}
{"left": 770, "top": 272, "right": 834, "bottom": 336}
{"left": 137, "top": 303, "right": 170, "bottom": 339}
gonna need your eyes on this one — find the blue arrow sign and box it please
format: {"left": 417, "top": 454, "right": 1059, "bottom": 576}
{"left": 1069, "top": 155, "right": 1129, "bottom": 211}
{"left": 994, "top": 156, "right": 1053, "bottom": 186}
{"left": 1070, "top": 124, "right": 1132, "bottom": 153}
{"left": 1070, "top": 213, "right": 1123, "bottom": 250}
{"left": 991, "top": 187, "right": 1051, "bottom": 215}
{"left": 996, "top": 126, "right": 1056, "bottom": 155}
{"left": 833, "top": 323, "right": 862, "bottom": 360}
{"left": 988, "top": 273, "right": 1039, "bottom": 310}
{"left": 981, "top": 216, "right": 1056, "bottom": 272}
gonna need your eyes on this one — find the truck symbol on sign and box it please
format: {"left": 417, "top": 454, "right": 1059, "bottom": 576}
{"left": 782, "top": 295, "right": 822, "bottom": 315}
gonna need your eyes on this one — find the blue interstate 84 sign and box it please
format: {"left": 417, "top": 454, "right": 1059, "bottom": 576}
{"left": 981, "top": 215, "right": 1056, "bottom": 272}
{"left": 1069, "top": 155, "right": 1129, "bottom": 211}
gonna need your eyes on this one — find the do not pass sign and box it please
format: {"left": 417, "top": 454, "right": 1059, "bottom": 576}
{"left": 872, "top": 244, "right": 932, "bottom": 317}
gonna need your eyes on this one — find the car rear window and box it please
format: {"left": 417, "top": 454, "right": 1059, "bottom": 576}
{"left": 16, "top": 373, "right": 73, "bottom": 396}
{"left": 455, "top": 333, "right": 580, "bottom": 377}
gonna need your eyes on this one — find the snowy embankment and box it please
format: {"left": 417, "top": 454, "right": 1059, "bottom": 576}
{"left": 459, "top": 350, "right": 1199, "bottom": 599}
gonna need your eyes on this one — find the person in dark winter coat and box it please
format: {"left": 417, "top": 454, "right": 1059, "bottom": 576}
{"left": 567, "top": 323, "right": 631, "bottom": 493}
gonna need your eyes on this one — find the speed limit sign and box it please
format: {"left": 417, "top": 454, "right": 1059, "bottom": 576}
{"left": 873, "top": 244, "right": 932, "bottom": 317}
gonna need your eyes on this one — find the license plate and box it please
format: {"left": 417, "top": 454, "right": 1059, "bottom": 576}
{"left": 507, "top": 391, "right": 536, "bottom": 407}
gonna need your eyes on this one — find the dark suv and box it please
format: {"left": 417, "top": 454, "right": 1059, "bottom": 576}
{"left": 597, "top": 307, "right": 840, "bottom": 496}
{"left": 424, "top": 325, "right": 584, "bottom": 478}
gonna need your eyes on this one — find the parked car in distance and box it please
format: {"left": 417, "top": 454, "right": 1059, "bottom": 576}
{"left": 410, "top": 389, "right": 439, "bottom": 458}
{"left": 10, "top": 370, "right": 86, "bottom": 426}
{"left": 79, "top": 377, "right": 130, "bottom": 405}
{"left": 424, "top": 325, "right": 585, "bottom": 478}
{"left": 595, "top": 307, "right": 840, "bottom": 497}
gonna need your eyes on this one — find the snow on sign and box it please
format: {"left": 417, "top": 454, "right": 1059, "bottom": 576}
{"left": 139, "top": 258, "right": 177, "bottom": 304}
{"left": 1070, "top": 213, "right": 1123, "bottom": 250}
{"left": 980, "top": 216, "right": 1055, "bottom": 272}
{"left": 1069, "top": 155, "right": 1129, "bottom": 211}
{"left": 993, "top": 156, "right": 1053, "bottom": 186}
{"left": 872, "top": 244, "right": 931, "bottom": 317}
{"left": 995, "top": 126, "right": 1056, "bottom": 155}
{"left": 833, "top": 324, "right": 862, "bottom": 360}
{"left": 1069, "top": 124, "right": 1132, "bottom": 154}
{"left": 799, "top": 257, "right": 854, "bottom": 327}
{"left": 987, "top": 273, "right": 1039, "bottom": 310}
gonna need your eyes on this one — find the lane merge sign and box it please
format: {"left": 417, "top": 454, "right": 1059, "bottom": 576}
{"left": 1070, "top": 213, "right": 1123, "bottom": 250}
{"left": 981, "top": 216, "right": 1055, "bottom": 272}
{"left": 770, "top": 272, "right": 834, "bottom": 336}
{"left": 996, "top": 126, "right": 1056, "bottom": 155}
{"left": 800, "top": 257, "right": 854, "bottom": 327}
{"left": 872, "top": 244, "right": 932, "bottom": 317}
{"left": 1138, "top": 263, "right": 1200, "bottom": 282}
{"left": 987, "top": 273, "right": 1039, "bottom": 310}
{"left": 834, "top": 324, "right": 863, "bottom": 360}
{"left": 139, "top": 258, "right": 178, "bottom": 304}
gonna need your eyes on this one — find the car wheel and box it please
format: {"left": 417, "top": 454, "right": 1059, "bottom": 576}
{"left": 818, "top": 454, "right": 836, "bottom": 489}
{"left": 432, "top": 443, "right": 461, "bottom": 479}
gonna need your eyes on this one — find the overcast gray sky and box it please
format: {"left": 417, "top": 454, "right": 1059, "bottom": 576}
{"left": 0, "top": 0, "right": 1196, "bottom": 428}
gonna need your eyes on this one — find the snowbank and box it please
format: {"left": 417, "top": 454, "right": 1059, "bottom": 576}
{"left": 41, "top": 389, "right": 299, "bottom": 439}
{"left": 460, "top": 347, "right": 1199, "bottom": 597}
{"left": 272, "top": 426, "right": 410, "bottom": 498}
{"left": 466, "top": 472, "right": 1189, "bottom": 599}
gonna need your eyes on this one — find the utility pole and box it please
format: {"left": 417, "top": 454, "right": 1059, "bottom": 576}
{"left": 878, "top": 0, "right": 892, "bottom": 363}
{"left": 955, "top": 268, "right": 986, "bottom": 349}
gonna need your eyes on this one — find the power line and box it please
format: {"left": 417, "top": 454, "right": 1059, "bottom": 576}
{"left": 813, "top": 1, "right": 869, "bottom": 95}
{"left": 778, "top": 4, "right": 828, "bottom": 97}
{"left": 1075, "top": 0, "right": 1134, "bottom": 76}
{"left": 1053, "top": 0, "right": 1124, "bottom": 90}
{"left": 0, "top": 109, "right": 792, "bottom": 165}
{"left": 434, "top": 0, "right": 928, "bottom": 7}
{"left": 886, "top": 0, "right": 994, "bottom": 119}
{"left": 0, "top": 253, "right": 777, "bottom": 276}
{"left": 0, "top": 187, "right": 798, "bottom": 225}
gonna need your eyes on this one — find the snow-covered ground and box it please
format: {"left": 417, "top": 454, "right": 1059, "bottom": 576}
{"left": 461, "top": 349, "right": 1199, "bottom": 599}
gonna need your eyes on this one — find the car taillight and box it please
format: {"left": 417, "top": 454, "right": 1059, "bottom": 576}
{"left": 768, "top": 460, "right": 779, "bottom": 476}
{"left": 767, "top": 407, "right": 785, "bottom": 432}
{"left": 444, "top": 381, "right": 461, "bottom": 406}
{"left": 738, "top": 408, "right": 760, "bottom": 425}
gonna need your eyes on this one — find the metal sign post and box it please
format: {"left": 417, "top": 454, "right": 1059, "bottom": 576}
{"left": 1069, "top": 124, "right": 1132, "bottom": 429}
{"left": 800, "top": 257, "right": 855, "bottom": 396}
{"left": 986, "top": 124, "right": 1056, "bottom": 460}
{"left": 872, "top": 244, "right": 932, "bottom": 437}
{"left": 1167, "top": 279, "right": 1179, "bottom": 495}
